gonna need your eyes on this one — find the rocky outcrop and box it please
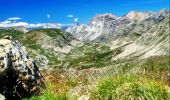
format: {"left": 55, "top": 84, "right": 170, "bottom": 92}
{"left": 0, "top": 36, "right": 45, "bottom": 99}
{"left": 0, "top": 94, "right": 5, "bottom": 100}
{"left": 35, "top": 55, "right": 49, "bottom": 69}
{"left": 124, "top": 11, "right": 151, "bottom": 21}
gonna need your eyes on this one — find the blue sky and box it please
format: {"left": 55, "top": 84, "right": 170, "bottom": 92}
{"left": 0, "top": 0, "right": 169, "bottom": 24}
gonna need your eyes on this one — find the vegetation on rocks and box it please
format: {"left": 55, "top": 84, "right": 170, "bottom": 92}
{"left": 64, "top": 43, "right": 113, "bottom": 69}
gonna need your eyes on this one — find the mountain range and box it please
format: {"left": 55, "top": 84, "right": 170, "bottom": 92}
{"left": 67, "top": 10, "right": 169, "bottom": 41}
{"left": 0, "top": 9, "right": 169, "bottom": 99}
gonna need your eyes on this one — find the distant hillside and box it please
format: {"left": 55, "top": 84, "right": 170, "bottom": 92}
{"left": 0, "top": 28, "right": 78, "bottom": 68}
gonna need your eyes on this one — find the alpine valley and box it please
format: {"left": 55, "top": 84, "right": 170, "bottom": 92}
{"left": 0, "top": 10, "right": 169, "bottom": 100}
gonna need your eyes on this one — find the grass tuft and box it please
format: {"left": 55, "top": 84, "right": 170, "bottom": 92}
{"left": 91, "top": 75, "right": 170, "bottom": 100}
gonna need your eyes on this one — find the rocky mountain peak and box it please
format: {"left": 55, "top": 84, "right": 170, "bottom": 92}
{"left": 124, "top": 11, "right": 151, "bottom": 21}
{"left": 92, "top": 13, "right": 117, "bottom": 21}
{"left": 90, "top": 13, "right": 117, "bottom": 25}
{"left": 66, "top": 10, "right": 169, "bottom": 42}
{"left": 159, "top": 9, "right": 169, "bottom": 14}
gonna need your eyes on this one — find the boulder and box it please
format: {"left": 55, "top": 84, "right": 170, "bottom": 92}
{"left": 0, "top": 94, "right": 5, "bottom": 100}
{"left": 0, "top": 36, "right": 45, "bottom": 99}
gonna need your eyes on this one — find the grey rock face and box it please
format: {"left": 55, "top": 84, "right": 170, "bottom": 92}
{"left": 67, "top": 10, "right": 169, "bottom": 42}
{"left": 0, "top": 36, "right": 45, "bottom": 99}
{"left": 35, "top": 55, "right": 49, "bottom": 69}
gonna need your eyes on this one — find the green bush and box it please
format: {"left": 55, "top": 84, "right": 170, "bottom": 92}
{"left": 91, "top": 75, "right": 170, "bottom": 100}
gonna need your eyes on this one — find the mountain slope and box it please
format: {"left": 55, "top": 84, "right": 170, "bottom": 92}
{"left": 67, "top": 10, "right": 169, "bottom": 42}
{"left": 67, "top": 10, "right": 170, "bottom": 60}
{"left": 0, "top": 28, "right": 83, "bottom": 68}
{"left": 111, "top": 16, "right": 169, "bottom": 60}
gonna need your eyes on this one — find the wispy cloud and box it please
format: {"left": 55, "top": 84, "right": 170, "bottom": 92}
{"left": 0, "top": 16, "right": 77, "bottom": 28}
{"left": 0, "top": 17, "right": 27, "bottom": 27}
{"left": 0, "top": 21, "right": 28, "bottom": 27}
{"left": 46, "top": 14, "right": 51, "bottom": 18}
{"left": 0, "top": 20, "right": 65, "bottom": 29}
{"left": 1, "top": 20, "right": 11, "bottom": 24}
{"left": 74, "top": 18, "right": 79, "bottom": 22}
{"left": 7, "top": 17, "right": 22, "bottom": 21}
{"left": 67, "top": 15, "right": 74, "bottom": 18}
{"left": 67, "top": 15, "right": 79, "bottom": 23}
{"left": 12, "top": 22, "right": 28, "bottom": 26}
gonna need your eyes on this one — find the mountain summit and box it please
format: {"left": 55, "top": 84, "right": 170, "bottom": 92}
{"left": 124, "top": 11, "right": 151, "bottom": 21}
{"left": 67, "top": 10, "right": 169, "bottom": 42}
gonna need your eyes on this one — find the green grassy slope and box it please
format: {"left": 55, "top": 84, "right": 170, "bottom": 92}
{"left": 0, "top": 27, "right": 169, "bottom": 100}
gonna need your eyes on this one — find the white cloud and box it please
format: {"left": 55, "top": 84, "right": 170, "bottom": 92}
{"left": 67, "top": 15, "right": 74, "bottom": 18}
{"left": 0, "top": 18, "right": 75, "bottom": 29}
{"left": 1, "top": 20, "right": 11, "bottom": 24}
{"left": 7, "top": 17, "right": 22, "bottom": 21}
{"left": 0, "top": 20, "right": 64, "bottom": 29}
{"left": 26, "top": 23, "right": 43, "bottom": 28}
{"left": 0, "top": 21, "right": 28, "bottom": 27}
{"left": 26, "top": 23, "right": 60, "bottom": 28}
{"left": 12, "top": 22, "right": 28, "bottom": 27}
{"left": 0, "top": 17, "right": 24, "bottom": 27}
{"left": 74, "top": 18, "right": 79, "bottom": 22}
{"left": 46, "top": 14, "right": 51, "bottom": 18}
{"left": 67, "top": 15, "right": 79, "bottom": 23}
